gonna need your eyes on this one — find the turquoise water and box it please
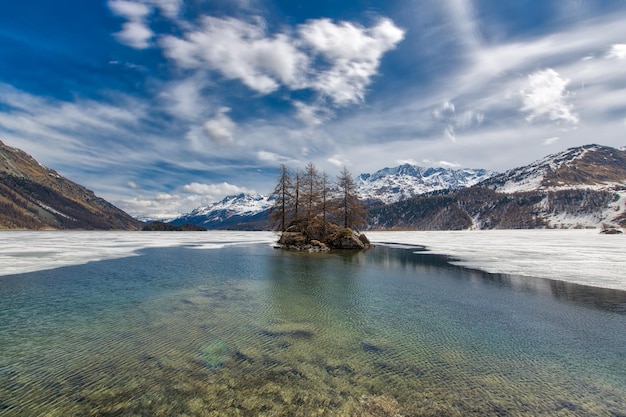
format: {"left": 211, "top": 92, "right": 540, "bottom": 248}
{"left": 0, "top": 244, "right": 624, "bottom": 416}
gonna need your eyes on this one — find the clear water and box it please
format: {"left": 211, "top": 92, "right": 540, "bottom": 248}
{"left": 0, "top": 244, "right": 624, "bottom": 416}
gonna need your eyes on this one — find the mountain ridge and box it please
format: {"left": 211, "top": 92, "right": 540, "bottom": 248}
{"left": 0, "top": 140, "right": 143, "bottom": 230}
{"left": 170, "top": 144, "right": 626, "bottom": 230}
{"left": 167, "top": 163, "right": 494, "bottom": 228}
{"left": 370, "top": 144, "right": 626, "bottom": 230}
{"left": 358, "top": 164, "right": 495, "bottom": 204}
{"left": 482, "top": 144, "right": 626, "bottom": 193}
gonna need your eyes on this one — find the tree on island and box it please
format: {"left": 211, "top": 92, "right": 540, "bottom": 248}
{"left": 269, "top": 162, "right": 370, "bottom": 251}
{"left": 336, "top": 166, "right": 368, "bottom": 230}
{"left": 269, "top": 164, "right": 293, "bottom": 233}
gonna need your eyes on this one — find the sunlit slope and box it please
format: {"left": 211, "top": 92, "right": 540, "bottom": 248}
{"left": 0, "top": 140, "right": 143, "bottom": 230}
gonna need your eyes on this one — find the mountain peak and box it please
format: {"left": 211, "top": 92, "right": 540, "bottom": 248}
{"left": 482, "top": 144, "right": 626, "bottom": 193}
{"left": 358, "top": 163, "right": 496, "bottom": 204}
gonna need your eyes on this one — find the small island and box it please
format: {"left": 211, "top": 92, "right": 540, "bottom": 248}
{"left": 269, "top": 163, "right": 370, "bottom": 251}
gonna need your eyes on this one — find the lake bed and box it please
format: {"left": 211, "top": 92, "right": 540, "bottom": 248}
{"left": 0, "top": 232, "right": 624, "bottom": 416}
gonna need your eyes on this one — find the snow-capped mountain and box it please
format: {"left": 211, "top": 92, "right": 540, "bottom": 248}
{"left": 169, "top": 145, "right": 626, "bottom": 230}
{"left": 187, "top": 193, "right": 271, "bottom": 217}
{"left": 170, "top": 164, "right": 496, "bottom": 229}
{"left": 358, "top": 164, "right": 496, "bottom": 204}
{"left": 370, "top": 144, "right": 626, "bottom": 230}
{"left": 481, "top": 144, "right": 626, "bottom": 193}
{"left": 169, "top": 193, "right": 272, "bottom": 229}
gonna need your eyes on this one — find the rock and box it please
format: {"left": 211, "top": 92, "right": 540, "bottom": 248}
{"left": 328, "top": 228, "right": 370, "bottom": 249}
{"left": 276, "top": 220, "right": 370, "bottom": 251}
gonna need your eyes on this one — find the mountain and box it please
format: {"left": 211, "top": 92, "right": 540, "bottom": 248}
{"left": 169, "top": 193, "right": 272, "bottom": 230}
{"left": 0, "top": 140, "right": 143, "bottom": 230}
{"left": 168, "top": 164, "right": 494, "bottom": 230}
{"left": 358, "top": 164, "right": 495, "bottom": 204}
{"left": 482, "top": 144, "right": 626, "bottom": 193}
{"left": 369, "top": 144, "right": 626, "bottom": 230}
{"left": 168, "top": 144, "right": 625, "bottom": 231}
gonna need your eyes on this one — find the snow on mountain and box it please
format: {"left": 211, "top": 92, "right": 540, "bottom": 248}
{"left": 357, "top": 164, "right": 496, "bottom": 204}
{"left": 482, "top": 144, "right": 626, "bottom": 193}
{"left": 170, "top": 193, "right": 272, "bottom": 229}
{"left": 187, "top": 193, "right": 271, "bottom": 217}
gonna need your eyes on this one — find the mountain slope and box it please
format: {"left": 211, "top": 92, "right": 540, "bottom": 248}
{"left": 482, "top": 144, "right": 626, "bottom": 193}
{"left": 358, "top": 164, "right": 495, "bottom": 204}
{"left": 370, "top": 144, "right": 626, "bottom": 230}
{"left": 0, "top": 140, "right": 143, "bottom": 230}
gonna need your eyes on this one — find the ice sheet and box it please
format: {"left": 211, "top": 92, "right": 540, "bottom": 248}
{"left": 1, "top": 230, "right": 624, "bottom": 292}
{"left": 0, "top": 231, "right": 277, "bottom": 277}
{"left": 368, "top": 230, "right": 626, "bottom": 291}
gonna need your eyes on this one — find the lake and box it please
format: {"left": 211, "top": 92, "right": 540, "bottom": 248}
{"left": 0, "top": 239, "right": 625, "bottom": 416}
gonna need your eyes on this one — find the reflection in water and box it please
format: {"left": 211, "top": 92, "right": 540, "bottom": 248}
{"left": 0, "top": 244, "right": 624, "bottom": 416}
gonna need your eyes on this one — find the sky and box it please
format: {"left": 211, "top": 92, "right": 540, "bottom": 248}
{"left": 1, "top": 0, "right": 625, "bottom": 219}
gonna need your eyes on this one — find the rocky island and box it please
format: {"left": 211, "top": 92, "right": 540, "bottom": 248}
{"left": 270, "top": 163, "right": 370, "bottom": 252}
{"left": 277, "top": 219, "right": 370, "bottom": 252}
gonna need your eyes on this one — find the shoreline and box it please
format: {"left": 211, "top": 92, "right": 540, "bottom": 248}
{"left": 368, "top": 229, "right": 626, "bottom": 292}
{"left": 0, "top": 230, "right": 624, "bottom": 293}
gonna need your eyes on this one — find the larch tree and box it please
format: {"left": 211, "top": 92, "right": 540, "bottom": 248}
{"left": 335, "top": 166, "right": 367, "bottom": 230}
{"left": 269, "top": 164, "right": 293, "bottom": 232}
{"left": 302, "top": 162, "right": 322, "bottom": 222}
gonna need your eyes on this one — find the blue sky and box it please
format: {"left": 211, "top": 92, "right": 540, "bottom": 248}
{"left": 1, "top": 0, "right": 625, "bottom": 218}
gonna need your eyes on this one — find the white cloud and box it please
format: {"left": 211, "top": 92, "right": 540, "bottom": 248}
{"left": 161, "top": 76, "right": 210, "bottom": 120}
{"left": 108, "top": 0, "right": 150, "bottom": 20}
{"left": 444, "top": 125, "right": 456, "bottom": 142}
{"left": 120, "top": 193, "right": 200, "bottom": 219}
{"left": 203, "top": 107, "right": 236, "bottom": 144}
{"left": 327, "top": 154, "right": 349, "bottom": 167}
{"left": 182, "top": 181, "right": 251, "bottom": 197}
{"left": 293, "top": 101, "right": 331, "bottom": 127}
{"left": 120, "top": 180, "right": 256, "bottom": 219}
{"left": 158, "top": 15, "right": 404, "bottom": 114}
{"left": 543, "top": 136, "right": 560, "bottom": 145}
{"left": 148, "top": 0, "right": 182, "bottom": 18}
{"left": 108, "top": 0, "right": 154, "bottom": 49}
{"left": 606, "top": 44, "right": 626, "bottom": 60}
{"left": 444, "top": 0, "right": 482, "bottom": 51}
{"left": 300, "top": 18, "right": 405, "bottom": 106}
{"left": 161, "top": 17, "right": 309, "bottom": 94}
{"left": 127, "top": 181, "right": 139, "bottom": 189}
{"left": 520, "top": 68, "right": 579, "bottom": 125}
{"left": 437, "top": 160, "right": 461, "bottom": 168}
{"left": 115, "top": 21, "right": 153, "bottom": 49}
{"left": 396, "top": 158, "right": 419, "bottom": 166}
{"left": 432, "top": 100, "right": 484, "bottom": 142}
{"left": 257, "top": 150, "right": 298, "bottom": 164}
{"left": 0, "top": 84, "right": 143, "bottom": 139}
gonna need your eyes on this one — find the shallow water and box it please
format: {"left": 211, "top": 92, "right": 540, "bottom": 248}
{"left": 0, "top": 244, "right": 624, "bottom": 416}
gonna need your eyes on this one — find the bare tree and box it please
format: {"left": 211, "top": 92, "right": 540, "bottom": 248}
{"left": 320, "top": 171, "right": 329, "bottom": 236}
{"left": 293, "top": 168, "right": 301, "bottom": 226}
{"left": 269, "top": 164, "right": 293, "bottom": 232}
{"left": 335, "top": 166, "right": 367, "bottom": 230}
{"left": 302, "top": 162, "right": 322, "bottom": 222}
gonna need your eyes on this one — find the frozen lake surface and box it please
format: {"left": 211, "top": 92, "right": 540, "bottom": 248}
{"left": 0, "top": 229, "right": 624, "bottom": 290}
{"left": 367, "top": 230, "right": 626, "bottom": 291}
